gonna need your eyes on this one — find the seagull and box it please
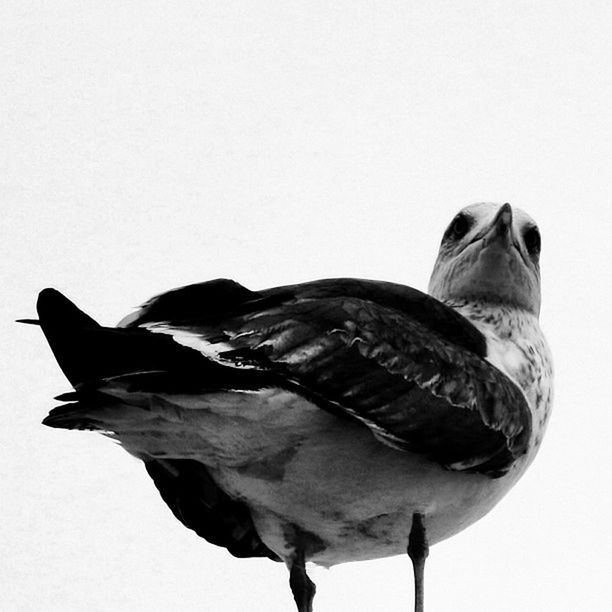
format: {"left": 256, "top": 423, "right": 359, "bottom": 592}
{"left": 24, "top": 202, "right": 553, "bottom": 612}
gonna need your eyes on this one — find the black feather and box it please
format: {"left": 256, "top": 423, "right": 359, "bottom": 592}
{"left": 36, "top": 287, "right": 281, "bottom": 391}
{"left": 144, "top": 459, "right": 280, "bottom": 561}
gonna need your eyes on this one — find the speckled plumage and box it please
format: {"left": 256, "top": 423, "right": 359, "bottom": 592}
{"left": 448, "top": 299, "right": 553, "bottom": 447}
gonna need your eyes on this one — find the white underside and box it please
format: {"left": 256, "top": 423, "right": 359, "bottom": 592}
{"left": 95, "top": 386, "right": 529, "bottom": 566}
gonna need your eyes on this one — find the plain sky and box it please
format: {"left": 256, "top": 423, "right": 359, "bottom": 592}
{"left": 2, "top": 2, "right": 612, "bottom": 611}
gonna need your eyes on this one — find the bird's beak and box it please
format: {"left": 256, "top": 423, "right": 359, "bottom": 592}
{"left": 482, "top": 203, "right": 515, "bottom": 249}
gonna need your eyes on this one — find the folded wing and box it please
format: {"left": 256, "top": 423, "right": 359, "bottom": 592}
{"left": 126, "top": 278, "right": 532, "bottom": 478}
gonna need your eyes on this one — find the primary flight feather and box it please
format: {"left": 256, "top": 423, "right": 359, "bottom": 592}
{"left": 29, "top": 202, "right": 552, "bottom": 611}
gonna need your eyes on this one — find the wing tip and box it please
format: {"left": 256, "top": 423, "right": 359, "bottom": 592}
{"left": 18, "top": 288, "right": 61, "bottom": 325}
{"left": 36, "top": 287, "right": 65, "bottom": 318}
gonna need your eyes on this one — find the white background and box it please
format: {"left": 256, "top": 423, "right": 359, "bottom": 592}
{"left": 2, "top": 2, "right": 612, "bottom": 610}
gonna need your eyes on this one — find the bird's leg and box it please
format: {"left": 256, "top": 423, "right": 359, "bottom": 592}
{"left": 288, "top": 548, "right": 316, "bottom": 612}
{"left": 407, "top": 512, "right": 429, "bottom": 612}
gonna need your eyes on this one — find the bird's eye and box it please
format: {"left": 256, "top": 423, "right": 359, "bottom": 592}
{"left": 445, "top": 213, "right": 472, "bottom": 241}
{"left": 523, "top": 226, "right": 541, "bottom": 256}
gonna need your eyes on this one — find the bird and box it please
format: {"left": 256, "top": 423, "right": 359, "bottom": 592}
{"left": 23, "top": 202, "right": 553, "bottom": 612}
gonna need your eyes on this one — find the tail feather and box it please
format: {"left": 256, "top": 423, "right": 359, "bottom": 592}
{"left": 53, "top": 391, "right": 81, "bottom": 401}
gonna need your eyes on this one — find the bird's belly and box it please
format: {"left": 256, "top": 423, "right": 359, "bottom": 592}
{"left": 194, "top": 394, "right": 521, "bottom": 566}
{"left": 216, "top": 435, "right": 515, "bottom": 566}
{"left": 108, "top": 388, "right": 524, "bottom": 566}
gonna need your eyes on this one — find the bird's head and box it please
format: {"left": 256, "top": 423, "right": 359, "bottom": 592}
{"left": 428, "top": 203, "right": 542, "bottom": 316}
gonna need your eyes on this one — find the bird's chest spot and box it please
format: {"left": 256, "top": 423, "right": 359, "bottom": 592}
{"left": 487, "top": 336, "right": 534, "bottom": 389}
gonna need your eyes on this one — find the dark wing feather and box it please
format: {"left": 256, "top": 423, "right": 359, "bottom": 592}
{"left": 125, "top": 278, "right": 486, "bottom": 356}
{"left": 223, "top": 298, "right": 529, "bottom": 476}
{"left": 144, "top": 459, "right": 280, "bottom": 561}
{"left": 257, "top": 278, "right": 487, "bottom": 356}
{"left": 129, "top": 278, "right": 531, "bottom": 477}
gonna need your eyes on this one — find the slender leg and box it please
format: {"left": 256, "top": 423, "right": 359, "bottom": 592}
{"left": 407, "top": 512, "right": 429, "bottom": 612}
{"left": 288, "top": 548, "right": 316, "bottom": 612}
